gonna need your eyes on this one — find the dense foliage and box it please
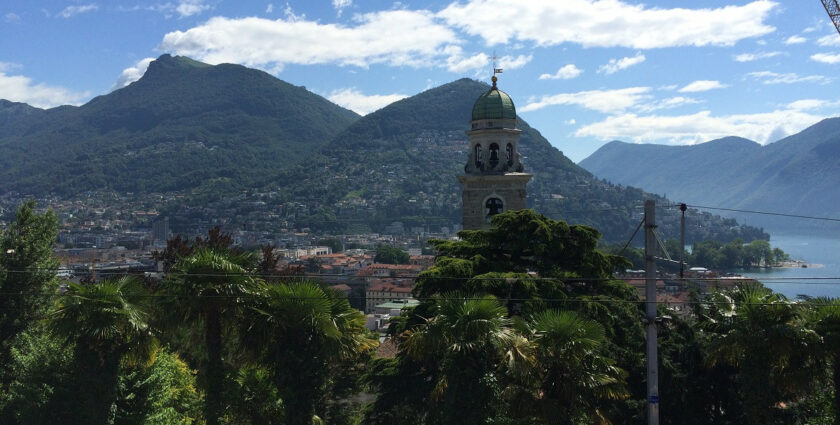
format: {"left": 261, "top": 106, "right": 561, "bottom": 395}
{"left": 1, "top": 203, "right": 838, "bottom": 424}
{"left": 373, "top": 245, "right": 410, "bottom": 264}
{"left": 604, "top": 238, "right": 791, "bottom": 270}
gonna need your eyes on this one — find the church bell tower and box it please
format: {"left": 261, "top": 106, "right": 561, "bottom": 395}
{"left": 458, "top": 75, "right": 531, "bottom": 230}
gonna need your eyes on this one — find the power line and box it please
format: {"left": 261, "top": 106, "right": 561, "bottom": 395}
{"left": 618, "top": 216, "right": 645, "bottom": 256}
{"left": 8, "top": 267, "right": 840, "bottom": 282}
{"left": 685, "top": 204, "right": 840, "bottom": 223}
{"left": 2, "top": 291, "right": 840, "bottom": 308}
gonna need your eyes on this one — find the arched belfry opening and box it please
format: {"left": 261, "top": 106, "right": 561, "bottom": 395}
{"left": 488, "top": 143, "right": 500, "bottom": 169}
{"left": 485, "top": 197, "right": 504, "bottom": 222}
{"left": 457, "top": 72, "right": 532, "bottom": 230}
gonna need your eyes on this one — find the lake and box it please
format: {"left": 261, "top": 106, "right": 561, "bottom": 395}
{"left": 736, "top": 233, "right": 840, "bottom": 299}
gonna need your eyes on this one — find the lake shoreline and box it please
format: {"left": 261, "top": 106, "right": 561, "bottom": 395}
{"left": 737, "top": 232, "right": 840, "bottom": 298}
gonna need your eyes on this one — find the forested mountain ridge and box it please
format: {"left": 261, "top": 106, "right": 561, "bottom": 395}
{"left": 263, "top": 78, "right": 766, "bottom": 242}
{"left": 0, "top": 56, "right": 764, "bottom": 242}
{"left": 0, "top": 54, "right": 360, "bottom": 195}
{"left": 579, "top": 117, "right": 840, "bottom": 228}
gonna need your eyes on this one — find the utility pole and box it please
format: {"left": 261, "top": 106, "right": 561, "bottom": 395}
{"left": 679, "top": 203, "right": 687, "bottom": 279}
{"left": 644, "top": 200, "right": 660, "bottom": 425}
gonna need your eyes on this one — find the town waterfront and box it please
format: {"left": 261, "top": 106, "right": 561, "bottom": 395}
{"left": 737, "top": 232, "right": 840, "bottom": 299}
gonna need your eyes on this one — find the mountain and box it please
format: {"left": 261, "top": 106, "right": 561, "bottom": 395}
{"left": 0, "top": 56, "right": 764, "bottom": 243}
{"left": 579, "top": 118, "right": 840, "bottom": 230}
{"left": 252, "top": 78, "right": 766, "bottom": 242}
{"left": 0, "top": 54, "right": 360, "bottom": 195}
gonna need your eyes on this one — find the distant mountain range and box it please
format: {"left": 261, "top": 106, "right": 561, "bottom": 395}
{"left": 579, "top": 118, "right": 840, "bottom": 230}
{"left": 0, "top": 55, "right": 765, "bottom": 243}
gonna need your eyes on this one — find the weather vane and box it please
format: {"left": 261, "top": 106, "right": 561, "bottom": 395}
{"left": 491, "top": 51, "right": 503, "bottom": 77}
{"left": 490, "top": 51, "right": 503, "bottom": 88}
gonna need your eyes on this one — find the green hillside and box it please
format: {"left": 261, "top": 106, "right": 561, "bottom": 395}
{"left": 266, "top": 78, "right": 765, "bottom": 242}
{"left": 0, "top": 54, "right": 360, "bottom": 194}
{"left": 0, "top": 58, "right": 765, "bottom": 242}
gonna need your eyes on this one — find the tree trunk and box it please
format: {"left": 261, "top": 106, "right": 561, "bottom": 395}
{"left": 73, "top": 348, "right": 121, "bottom": 425}
{"left": 205, "top": 308, "right": 224, "bottom": 425}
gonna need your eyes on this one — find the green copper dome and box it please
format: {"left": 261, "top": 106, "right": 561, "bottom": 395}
{"left": 471, "top": 79, "right": 516, "bottom": 121}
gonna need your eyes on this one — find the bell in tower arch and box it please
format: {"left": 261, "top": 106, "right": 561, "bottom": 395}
{"left": 488, "top": 143, "right": 500, "bottom": 168}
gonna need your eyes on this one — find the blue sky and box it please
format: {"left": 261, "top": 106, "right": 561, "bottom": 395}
{"left": 2, "top": 0, "right": 840, "bottom": 162}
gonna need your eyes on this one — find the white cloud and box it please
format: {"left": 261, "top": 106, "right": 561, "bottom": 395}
{"left": 282, "top": 3, "right": 305, "bottom": 21}
{"left": 576, "top": 109, "right": 827, "bottom": 145}
{"left": 598, "top": 52, "right": 645, "bottom": 74}
{"left": 0, "top": 71, "right": 89, "bottom": 108}
{"left": 522, "top": 85, "right": 701, "bottom": 117}
{"left": 59, "top": 4, "right": 98, "bottom": 18}
{"left": 733, "top": 51, "right": 782, "bottom": 62}
{"left": 111, "top": 57, "right": 155, "bottom": 91}
{"left": 811, "top": 53, "right": 840, "bottom": 64}
{"left": 500, "top": 54, "right": 532, "bottom": 70}
{"left": 444, "top": 52, "right": 531, "bottom": 74}
{"left": 5, "top": 12, "right": 21, "bottom": 23}
{"left": 143, "top": 0, "right": 210, "bottom": 18}
{"left": 522, "top": 87, "right": 651, "bottom": 114}
{"left": 445, "top": 51, "right": 489, "bottom": 73}
{"left": 266, "top": 3, "right": 273, "bottom": 13}
{"left": 538, "top": 64, "right": 582, "bottom": 80}
{"left": 333, "top": 0, "right": 352, "bottom": 16}
{"left": 0, "top": 62, "right": 21, "bottom": 73}
{"left": 784, "top": 35, "right": 806, "bottom": 45}
{"left": 565, "top": 118, "right": 576, "bottom": 125}
{"left": 637, "top": 96, "right": 701, "bottom": 112}
{"left": 327, "top": 88, "right": 407, "bottom": 115}
{"left": 175, "top": 0, "right": 210, "bottom": 18}
{"left": 438, "top": 0, "right": 776, "bottom": 49}
{"left": 746, "top": 70, "right": 829, "bottom": 84}
{"left": 817, "top": 34, "right": 840, "bottom": 47}
{"left": 678, "top": 80, "right": 727, "bottom": 92}
{"left": 786, "top": 99, "right": 840, "bottom": 110}
{"left": 160, "top": 11, "right": 459, "bottom": 71}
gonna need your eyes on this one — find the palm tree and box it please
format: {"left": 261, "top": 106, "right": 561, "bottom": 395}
{"left": 806, "top": 297, "right": 840, "bottom": 425}
{"left": 706, "top": 284, "right": 821, "bottom": 425}
{"left": 49, "top": 276, "right": 157, "bottom": 424}
{"left": 403, "top": 294, "right": 513, "bottom": 425}
{"left": 508, "top": 309, "right": 628, "bottom": 425}
{"left": 241, "top": 281, "right": 376, "bottom": 425}
{"left": 162, "top": 247, "right": 257, "bottom": 425}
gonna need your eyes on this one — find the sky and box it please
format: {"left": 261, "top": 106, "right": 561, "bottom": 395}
{"left": 2, "top": 0, "right": 840, "bottom": 162}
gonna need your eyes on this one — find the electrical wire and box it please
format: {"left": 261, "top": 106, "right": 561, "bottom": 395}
{"left": 7, "top": 268, "right": 840, "bottom": 281}
{"left": 685, "top": 204, "right": 840, "bottom": 223}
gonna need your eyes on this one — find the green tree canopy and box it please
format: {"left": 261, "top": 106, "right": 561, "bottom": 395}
{"left": 161, "top": 248, "right": 257, "bottom": 425}
{"left": 702, "top": 284, "right": 822, "bottom": 425}
{"left": 49, "top": 277, "right": 158, "bottom": 424}
{"left": 414, "top": 209, "right": 629, "bottom": 300}
{"left": 374, "top": 245, "right": 410, "bottom": 265}
{"left": 241, "top": 281, "right": 377, "bottom": 425}
{"left": 0, "top": 201, "right": 58, "bottom": 380}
